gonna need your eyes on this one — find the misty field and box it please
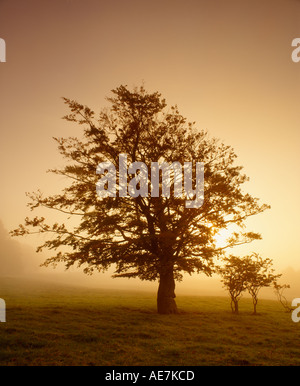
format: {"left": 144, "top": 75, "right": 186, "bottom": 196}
{"left": 0, "top": 277, "right": 300, "bottom": 366}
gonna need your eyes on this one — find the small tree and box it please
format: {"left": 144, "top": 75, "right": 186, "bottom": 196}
{"left": 219, "top": 253, "right": 281, "bottom": 314}
{"left": 274, "top": 283, "right": 292, "bottom": 313}
{"left": 245, "top": 253, "right": 281, "bottom": 314}
{"left": 218, "top": 255, "right": 249, "bottom": 314}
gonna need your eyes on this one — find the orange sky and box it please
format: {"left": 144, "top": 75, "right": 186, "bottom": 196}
{"left": 0, "top": 0, "right": 299, "bottom": 283}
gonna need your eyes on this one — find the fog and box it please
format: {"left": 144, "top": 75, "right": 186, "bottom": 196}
{"left": 0, "top": 220, "right": 299, "bottom": 302}
{"left": 0, "top": 220, "right": 31, "bottom": 276}
{"left": 0, "top": 218, "right": 225, "bottom": 296}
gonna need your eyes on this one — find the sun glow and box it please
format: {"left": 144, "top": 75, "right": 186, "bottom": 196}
{"left": 213, "top": 228, "right": 234, "bottom": 249}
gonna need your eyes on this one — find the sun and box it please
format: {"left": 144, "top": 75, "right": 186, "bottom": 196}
{"left": 213, "top": 228, "right": 234, "bottom": 249}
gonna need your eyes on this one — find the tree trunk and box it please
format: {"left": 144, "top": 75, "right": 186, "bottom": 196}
{"left": 157, "top": 267, "right": 178, "bottom": 314}
{"left": 231, "top": 299, "right": 239, "bottom": 314}
{"left": 252, "top": 298, "right": 258, "bottom": 315}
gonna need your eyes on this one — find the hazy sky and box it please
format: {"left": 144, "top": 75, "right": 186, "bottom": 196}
{"left": 0, "top": 0, "right": 299, "bottom": 286}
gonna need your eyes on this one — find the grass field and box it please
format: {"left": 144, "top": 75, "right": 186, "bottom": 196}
{"left": 0, "top": 276, "right": 300, "bottom": 366}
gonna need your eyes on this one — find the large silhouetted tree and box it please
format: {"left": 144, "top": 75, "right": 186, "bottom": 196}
{"left": 11, "top": 85, "right": 270, "bottom": 314}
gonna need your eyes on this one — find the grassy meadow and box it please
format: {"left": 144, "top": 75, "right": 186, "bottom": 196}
{"left": 0, "top": 276, "right": 300, "bottom": 366}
